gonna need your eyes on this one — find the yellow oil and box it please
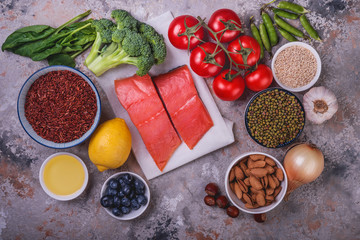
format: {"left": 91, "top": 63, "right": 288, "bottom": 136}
{"left": 43, "top": 154, "right": 85, "bottom": 196}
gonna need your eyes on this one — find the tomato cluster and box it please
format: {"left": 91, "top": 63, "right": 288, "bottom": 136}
{"left": 168, "top": 9, "right": 273, "bottom": 101}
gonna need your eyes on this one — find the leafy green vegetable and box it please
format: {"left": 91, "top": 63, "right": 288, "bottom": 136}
{"left": 1, "top": 10, "right": 95, "bottom": 67}
{"left": 15, "top": 20, "right": 94, "bottom": 61}
{"left": 47, "top": 53, "right": 76, "bottom": 67}
{"left": 1, "top": 25, "right": 55, "bottom": 51}
{"left": 85, "top": 9, "right": 166, "bottom": 76}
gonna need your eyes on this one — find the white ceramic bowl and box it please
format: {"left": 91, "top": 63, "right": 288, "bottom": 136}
{"left": 17, "top": 65, "right": 101, "bottom": 149}
{"left": 271, "top": 42, "right": 321, "bottom": 92}
{"left": 100, "top": 172, "right": 150, "bottom": 220}
{"left": 225, "top": 152, "right": 288, "bottom": 214}
{"left": 39, "top": 152, "right": 89, "bottom": 201}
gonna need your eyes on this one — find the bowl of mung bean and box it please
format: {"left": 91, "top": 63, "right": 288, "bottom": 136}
{"left": 271, "top": 42, "right": 321, "bottom": 92}
{"left": 244, "top": 88, "right": 305, "bottom": 148}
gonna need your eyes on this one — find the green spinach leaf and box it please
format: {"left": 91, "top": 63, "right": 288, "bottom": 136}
{"left": 47, "top": 53, "right": 75, "bottom": 67}
{"left": 1, "top": 25, "right": 55, "bottom": 51}
{"left": 1, "top": 10, "right": 94, "bottom": 65}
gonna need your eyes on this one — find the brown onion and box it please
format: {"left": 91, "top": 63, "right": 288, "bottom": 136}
{"left": 284, "top": 143, "right": 324, "bottom": 199}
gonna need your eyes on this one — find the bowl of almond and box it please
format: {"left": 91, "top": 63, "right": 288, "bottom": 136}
{"left": 224, "top": 152, "right": 288, "bottom": 214}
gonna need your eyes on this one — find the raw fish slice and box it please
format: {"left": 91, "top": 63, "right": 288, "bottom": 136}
{"left": 135, "top": 109, "right": 181, "bottom": 171}
{"left": 114, "top": 74, "right": 164, "bottom": 126}
{"left": 154, "top": 65, "right": 214, "bottom": 149}
{"left": 170, "top": 95, "right": 213, "bottom": 149}
{"left": 114, "top": 74, "right": 181, "bottom": 171}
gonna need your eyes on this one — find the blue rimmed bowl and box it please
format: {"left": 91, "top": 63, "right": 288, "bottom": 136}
{"left": 244, "top": 88, "right": 305, "bottom": 148}
{"left": 17, "top": 65, "right": 101, "bottom": 149}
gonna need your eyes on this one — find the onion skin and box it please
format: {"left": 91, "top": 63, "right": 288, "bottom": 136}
{"left": 284, "top": 143, "right": 324, "bottom": 199}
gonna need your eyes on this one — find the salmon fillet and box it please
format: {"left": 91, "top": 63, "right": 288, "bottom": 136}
{"left": 114, "top": 74, "right": 181, "bottom": 171}
{"left": 154, "top": 65, "right": 214, "bottom": 149}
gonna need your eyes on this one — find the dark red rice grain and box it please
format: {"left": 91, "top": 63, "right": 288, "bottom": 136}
{"left": 24, "top": 70, "right": 97, "bottom": 143}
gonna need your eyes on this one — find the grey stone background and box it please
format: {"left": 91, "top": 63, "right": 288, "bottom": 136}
{"left": 0, "top": 0, "right": 359, "bottom": 239}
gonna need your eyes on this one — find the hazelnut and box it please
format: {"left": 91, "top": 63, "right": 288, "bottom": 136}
{"left": 204, "top": 195, "right": 216, "bottom": 206}
{"left": 216, "top": 195, "right": 229, "bottom": 208}
{"left": 205, "top": 183, "right": 219, "bottom": 196}
{"left": 226, "top": 206, "right": 239, "bottom": 218}
{"left": 253, "top": 213, "right": 267, "bottom": 223}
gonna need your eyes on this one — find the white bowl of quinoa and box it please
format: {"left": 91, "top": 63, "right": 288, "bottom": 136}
{"left": 17, "top": 65, "right": 101, "bottom": 149}
{"left": 271, "top": 42, "right": 321, "bottom": 92}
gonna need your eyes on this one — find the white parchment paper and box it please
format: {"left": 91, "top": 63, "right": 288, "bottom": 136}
{"left": 97, "top": 11, "right": 234, "bottom": 180}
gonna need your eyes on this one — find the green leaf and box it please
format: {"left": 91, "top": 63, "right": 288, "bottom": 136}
{"left": 47, "top": 53, "right": 75, "bottom": 67}
{"left": 59, "top": 21, "right": 95, "bottom": 47}
{"left": 1, "top": 11, "right": 94, "bottom": 64}
{"left": 31, "top": 44, "right": 63, "bottom": 61}
{"left": 62, "top": 45, "right": 84, "bottom": 52}
{"left": 1, "top": 25, "right": 55, "bottom": 51}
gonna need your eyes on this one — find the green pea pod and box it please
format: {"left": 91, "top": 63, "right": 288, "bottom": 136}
{"left": 276, "top": 25, "right": 297, "bottom": 42}
{"left": 271, "top": 7, "right": 299, "bottom": 19}
{"left": 274, "top": 14, "right": 305, "bottom": 38}
{"left": 299, "top": 15, "right": 321, "bottom": 41}
{"left": 277, "top": 1, "right": 309, "bottom": 14}
{"left": 261, "top": 12, "right": 278, "bottom": 46}
{"left": 250, "top": 18, "right": 264, "bottom": 59}
{"left": 259, "top": 23, "right": 271, "bottom": 52}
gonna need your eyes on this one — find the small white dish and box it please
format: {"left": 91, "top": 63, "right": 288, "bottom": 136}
{"left": 271, "top": 42, "right": 321, "bottom": 92}
{"left": 17, "top": 65, "right": 101, "bottom": 149}
{"left": 225, "top": 152, "right": 288, "bottom": 214}
{"left": 100, "top": 172, "right": 150, "bottom": 220}
{"left": 39, "top": 152, "right": 89, "bottom": 201}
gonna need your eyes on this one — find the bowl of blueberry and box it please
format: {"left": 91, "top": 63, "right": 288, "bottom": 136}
{"left": 100, "top": 172, "right": 150, "bottom": 220}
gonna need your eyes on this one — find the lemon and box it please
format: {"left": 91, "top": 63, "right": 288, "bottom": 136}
{"left": 88, "top": 118, "right": 132, "bottom": 172}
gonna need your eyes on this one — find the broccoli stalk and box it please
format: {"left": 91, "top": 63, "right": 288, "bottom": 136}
{"left": 85, "top": 9, "right": 166, "bottom": 77}
{"left": 85, "top": 19, "right": 116, "bottom": 66}
{"left": 86, "top": 28, "right": 155, "bottom": 76}
{"left": 85, "top": 42, "right": 129, "bottom": 76}
{"left": 85, "top": 45, "right": 152, "bottom": 77}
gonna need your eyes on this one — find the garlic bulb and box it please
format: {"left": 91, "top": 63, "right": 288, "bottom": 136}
{"left": 303, "top": 86, "right": 338, "bottom": 124}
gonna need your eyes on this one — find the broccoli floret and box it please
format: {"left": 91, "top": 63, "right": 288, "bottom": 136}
{"left": 85, "top": 19, "right": 116, "bottom": 66}
{"left": 121, "top": 30, "right": 152, "bottom": 57}
{"left": 93, "top": 19, "right": 116, "bottom": 43}
{"left": 113, "top": 29, "right": 155, "bottom": 75}
{"left": 125, "top": 54, "right": 155, "bottom": 76}
{"left": 86, "top": 28, "right": 154, "bottom": 76}
{"left": 110, "top": 10, "right": 129, "bottom": 25}
{"left": 111, "top": 28, "right": 128, "bottom": 43}
{"left": 111, "top": 10, "right": 138, "bottom": 31}
{"left": 85, "top": 9, "right": 166, "bottom": 76}
{"left": 139, "top": 23, "right": 167, "bottom": 64}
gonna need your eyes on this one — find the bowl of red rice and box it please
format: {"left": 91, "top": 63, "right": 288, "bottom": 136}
{"left": 17, "top": 65, "right": 101, "bottom": 148}
{"left": 271, "top": 42, "right": 321, "bottom": 92}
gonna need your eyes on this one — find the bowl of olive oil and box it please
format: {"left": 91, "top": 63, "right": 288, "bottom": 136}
{"left": 39, "top": 152, "right": 89, "bottom": 201}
